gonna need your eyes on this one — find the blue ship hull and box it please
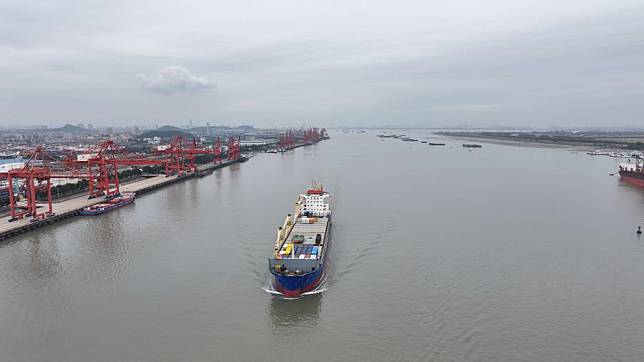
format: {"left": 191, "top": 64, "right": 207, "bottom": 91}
{"left": 272, "top": 263, "right": 324, "bottom": 297}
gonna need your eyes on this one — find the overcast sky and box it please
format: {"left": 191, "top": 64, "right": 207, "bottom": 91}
{"left": 1, "top": 0, "right": 644, "bottom": 128}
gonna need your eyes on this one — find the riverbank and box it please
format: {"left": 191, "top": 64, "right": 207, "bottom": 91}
{"left": 434, "top": 131, "right": 644, "bottom": 150}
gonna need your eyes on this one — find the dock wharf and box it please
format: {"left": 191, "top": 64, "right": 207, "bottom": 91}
{"left": 0, "top": 159, "right": 241, "bottom": 242}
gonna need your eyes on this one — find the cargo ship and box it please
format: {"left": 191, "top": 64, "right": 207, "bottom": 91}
{"left": 619, "top": 162, "right": 644, "bottom": 188}
{"left": 80, "top": 192, "right": 135, "bottom": 215}
{"left": 269, "top": 183, "right": 331, "bottom": 297}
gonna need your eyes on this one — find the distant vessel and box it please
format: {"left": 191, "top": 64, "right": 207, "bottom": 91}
{"left": 80, "top": 193, "right": 135, "bottom": 215}
{"left": 428, "top": 142, "right": 446, "bottom": 146}
{"left": 401, "top": 137, "right": 418, "bottom": 142}
{"left": 269, "top": 183, "right": 331, "bottom": 297}
{"left": 587, "top": 150, "right": 609, "bottom": 156}
{"left": 462, "top": 143, "right": 482, "bottom": 148}
{"left": 619, "top": 162, "right": 644, "bottom": 188}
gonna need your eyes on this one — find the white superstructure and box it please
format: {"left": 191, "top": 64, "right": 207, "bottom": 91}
{"left": 299, "top": 184, "right": 330, "bottom": 217}
{"left": 620, "top": 162, "right": 643, "bottom": 172}
{"left": 273, "top": 183, "right": 331, "bottom": 259}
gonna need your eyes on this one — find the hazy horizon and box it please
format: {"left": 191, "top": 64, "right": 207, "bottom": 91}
{"left": 2, "top": 0, "right": 644, "bottom": 128}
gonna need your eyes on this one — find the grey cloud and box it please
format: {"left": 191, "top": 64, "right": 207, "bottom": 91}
{"left": 2, "top": 0, "right": 644, "bottom": 127}
{"left": 137, "top": 66, "right": 215, "bottom": 95}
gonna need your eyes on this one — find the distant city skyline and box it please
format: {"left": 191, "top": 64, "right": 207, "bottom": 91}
{"left": 2, "top": 0, "right": 644, "bottom": 128}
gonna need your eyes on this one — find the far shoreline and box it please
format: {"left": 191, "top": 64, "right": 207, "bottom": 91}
{"left": 433, "top": 131, "right": 644, "bottom": 151}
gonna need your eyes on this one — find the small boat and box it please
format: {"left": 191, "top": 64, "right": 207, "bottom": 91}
{"left": 80, "top": 193, "right": 135, "bottom": 215}
{"left": 462, "top": 143, "right": 482, "bottom": 148}
{"left": 428, "top": 142, "right": 446, "bottom": 146}
{"left": 238, "top": 154, "right": 250, "bottom": 162}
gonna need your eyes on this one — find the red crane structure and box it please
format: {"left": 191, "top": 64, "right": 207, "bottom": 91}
{"left": 149, "top": 136, "right": 185, "bottom": 177}
{"left": 213, "top": 137, "right": 223, "bottom": 164}
{"left": 0, "top": 140, "right": 171, "bottom": 221}
{"left": 154, "top": 136, "right": 231, "bottom": 175}
{"left": 277, "top": 130, "right": 295, "bottom": 150}
{"left": 302, "top": 127, "right": 322, "bottom": 143}
{"left": 1, "top": 133, "right": 248, "bottom": 222}
{"left": 152, "top": 135, "right": 229, "bottom": 176}
{"left": 227, "top": 136, "right": 241, "bottom": 161}
{"left": 2, "top": 146, "right": 88, "bottom": 221}
{"left": 184, "top": 137, "right": 225, "bottom": 173}
{"left": 88, "top": 140, "right": 169, "bottom": 198}
{"left": 83, "top": 139, "right": 123, "bottom": 198}
{"left": 64, "top": 140, "right": 168, "bottom": 198}
{"left": 277, "top": 128, "right": 324, "bottom": 150}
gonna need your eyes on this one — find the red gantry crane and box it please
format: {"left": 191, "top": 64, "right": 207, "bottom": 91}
{"left": 1, "top": 134, "right": 249, "bottom": 222}
{"left": 184, "top": 137, "right": 225, "bottom": 173}
{"left": 155, "top": 136, "right": 230, "bottom": 175}
{"left": 277, "top": 130, "right": 295, "bottom": 150}
{"left": 214, "top": 137, "right": 223, "bottom": 164}
{"left": 227, "top": 136, "right": 241, "bottom": 161}
{"left": 66, "top": 139, "right": 169, "bottom": 198}
{"left": 3, "top": 146, "right": 88, "bottom": 221}
{"left": 163, "top": 136, "right": 186, "bottom": 177}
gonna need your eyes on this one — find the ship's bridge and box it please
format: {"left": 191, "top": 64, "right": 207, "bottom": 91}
{"left": 301, "top": 190, "right": 330, "bottom": 217}
{"left": 620, "top": 163, "right": 641, "bottom": 172}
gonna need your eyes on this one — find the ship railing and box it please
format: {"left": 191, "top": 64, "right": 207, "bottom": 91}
{"left": 268, "top": 258, "right": 318, "bottom": 273}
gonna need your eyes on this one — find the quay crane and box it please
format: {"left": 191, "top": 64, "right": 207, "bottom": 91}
{"left": 184, "top": 137, "right": 228, "bottom": 173}
{"left": 65, "top": 139, "right": 168, "bottom": 198}
{"left": 155, "top": 136, "right": 234, "bottom": 175}
{"left": 1, "top": 146, "right": 89, "bottom": 221}
{"left": 0, "top": 135, "right": 244, "bottom": 222}
{"left": 227, "top": 136, "right": 241, "bottom": 161}
{"left": 1, "top": 141, "right": 166, "bottom": 221}
{"left": 277, "top": 127, "right": 324, "bottom": 151}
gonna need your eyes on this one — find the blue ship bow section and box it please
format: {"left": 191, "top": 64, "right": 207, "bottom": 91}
{"left": 273, "top": 266, "right": 324, "bottom": 297}
{"left": 269, "top": 258, "right": 324, "bottom": 297}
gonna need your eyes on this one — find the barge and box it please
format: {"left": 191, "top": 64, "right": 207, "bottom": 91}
{"left": 269, "top": 183, "right": 331, "bottom": 297}
{"left": 79, "top": 192, "right": 135, "bottom": 215}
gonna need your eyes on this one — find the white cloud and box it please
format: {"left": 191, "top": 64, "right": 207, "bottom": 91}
{"left": 137, "top": 66, "right": 214, "bottom": 95}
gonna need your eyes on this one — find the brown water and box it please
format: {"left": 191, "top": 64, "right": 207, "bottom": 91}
{"left": 1, "top": 131, "right": 644, "bottom": 361}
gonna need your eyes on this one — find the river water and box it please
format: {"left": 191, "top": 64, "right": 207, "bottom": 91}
{"left": 1, "top": 130, "right": 644, "bottom": 361}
